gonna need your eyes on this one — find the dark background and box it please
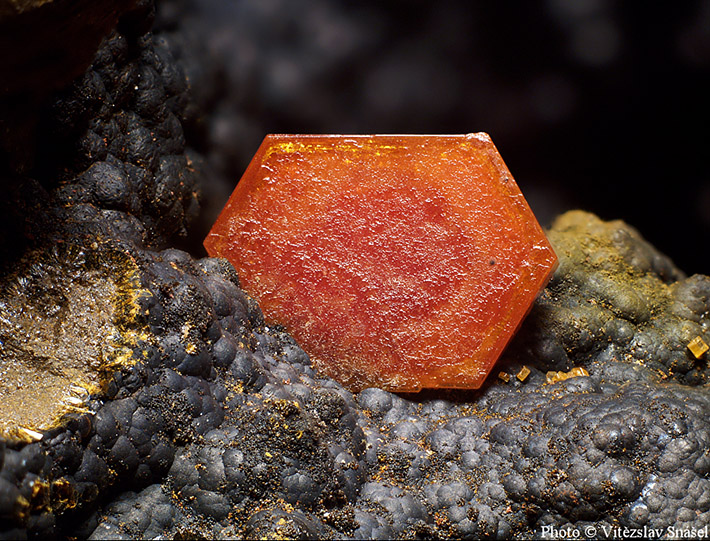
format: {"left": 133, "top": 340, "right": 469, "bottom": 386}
{"left": 162, "top": 0, "right": 710, "bottom": 274}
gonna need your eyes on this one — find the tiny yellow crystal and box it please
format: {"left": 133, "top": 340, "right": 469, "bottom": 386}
{"left": 687, "top": 336, "right": 709, "bottom": 359}
{"left": 516, "top": 366, "right": 531, "bottom": 382}
{"left": 498, "top": 372, "right": 511, "bottom": 383}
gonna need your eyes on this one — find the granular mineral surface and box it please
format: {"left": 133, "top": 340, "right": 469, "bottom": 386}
{"left": 205, "top": 134, "right": 558, "bottom": 392}
{"left": 0, "top": 1, "right": 709, "bottom": 539}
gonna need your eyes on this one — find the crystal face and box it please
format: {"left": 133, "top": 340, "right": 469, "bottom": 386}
{"left": 205, "top": 134, "right": 558, "bottom": 392}
{"left": 688, "top": 336, "right": 709, "bottom": 359}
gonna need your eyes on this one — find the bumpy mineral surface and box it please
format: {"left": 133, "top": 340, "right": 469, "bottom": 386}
{"left": 1, "top": 1, "right": 709, "bottom": 539}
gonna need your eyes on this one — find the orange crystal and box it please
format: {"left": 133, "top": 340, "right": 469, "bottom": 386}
{"left": 204, "top": 134, "right": 558, "bottom": 392}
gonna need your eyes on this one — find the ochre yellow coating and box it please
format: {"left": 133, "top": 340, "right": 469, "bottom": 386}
{"left": 0, "top": 247, "right": 149, "bottom": 440}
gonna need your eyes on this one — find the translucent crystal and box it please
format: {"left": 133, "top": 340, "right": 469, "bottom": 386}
{"left": 205, "top": 134, "right": 558, "bottom": 392}
{"left": 688, "top": 336, "right": 709, "bottom": 359}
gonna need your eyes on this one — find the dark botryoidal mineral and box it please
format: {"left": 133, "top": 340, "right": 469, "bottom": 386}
{"left": 0, "top": 0, "right": 201, "bottom": 254}
{"left": 1, "top": 1, "right": 709, "bottom": 539}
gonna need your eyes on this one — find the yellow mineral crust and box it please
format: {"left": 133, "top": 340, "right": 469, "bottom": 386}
{"left": 0, "top": 245, "right": 150, "bottom": 440}
{"left": 546, "top": 367, "right": 590, "bottom": 385}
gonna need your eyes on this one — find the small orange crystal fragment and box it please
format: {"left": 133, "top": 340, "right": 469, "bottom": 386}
{"left": 687, "top": 336, "right": 709, "bottom": 359}
{"left": 205, "top": 134, "right": 558, "bottom": 392}
{"left": 516, "top": 366, "right": 531, "bottom": 382}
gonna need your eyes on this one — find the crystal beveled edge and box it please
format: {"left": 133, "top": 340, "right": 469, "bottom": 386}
{"left": 264, "top": 133, "right": 492, "bottom": 140}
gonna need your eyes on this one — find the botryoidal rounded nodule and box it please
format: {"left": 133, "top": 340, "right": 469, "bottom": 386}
{"left": 2, "top": 224, "right": 709, "bottom": 539}
{"left": 510, "top": 210, "right": 710, "bottom": 387}
{"left": 0, "top": 0, "right": 200, "bottom": 254}
{"left": 2, "top": 2, "right": 710, "bottom": 540}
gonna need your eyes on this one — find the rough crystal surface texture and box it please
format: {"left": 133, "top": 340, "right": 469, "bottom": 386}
{"left": 205, "top": 134, "right": 558, "bottom": 391}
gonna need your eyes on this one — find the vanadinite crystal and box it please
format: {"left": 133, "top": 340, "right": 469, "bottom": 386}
{"left": 205, "top": 134, "right": 558, "bottom": 392}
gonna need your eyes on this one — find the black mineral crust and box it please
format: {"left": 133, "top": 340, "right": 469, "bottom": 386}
{"left": 1, "top": 1, "right": 710, "bottom": 540}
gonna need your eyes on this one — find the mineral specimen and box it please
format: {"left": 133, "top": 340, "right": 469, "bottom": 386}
{"left": 2, "top": 1, "right": 710, "bottom": 539}
{"left": 205, "top": 134, "right": 558, "bottom": 392}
